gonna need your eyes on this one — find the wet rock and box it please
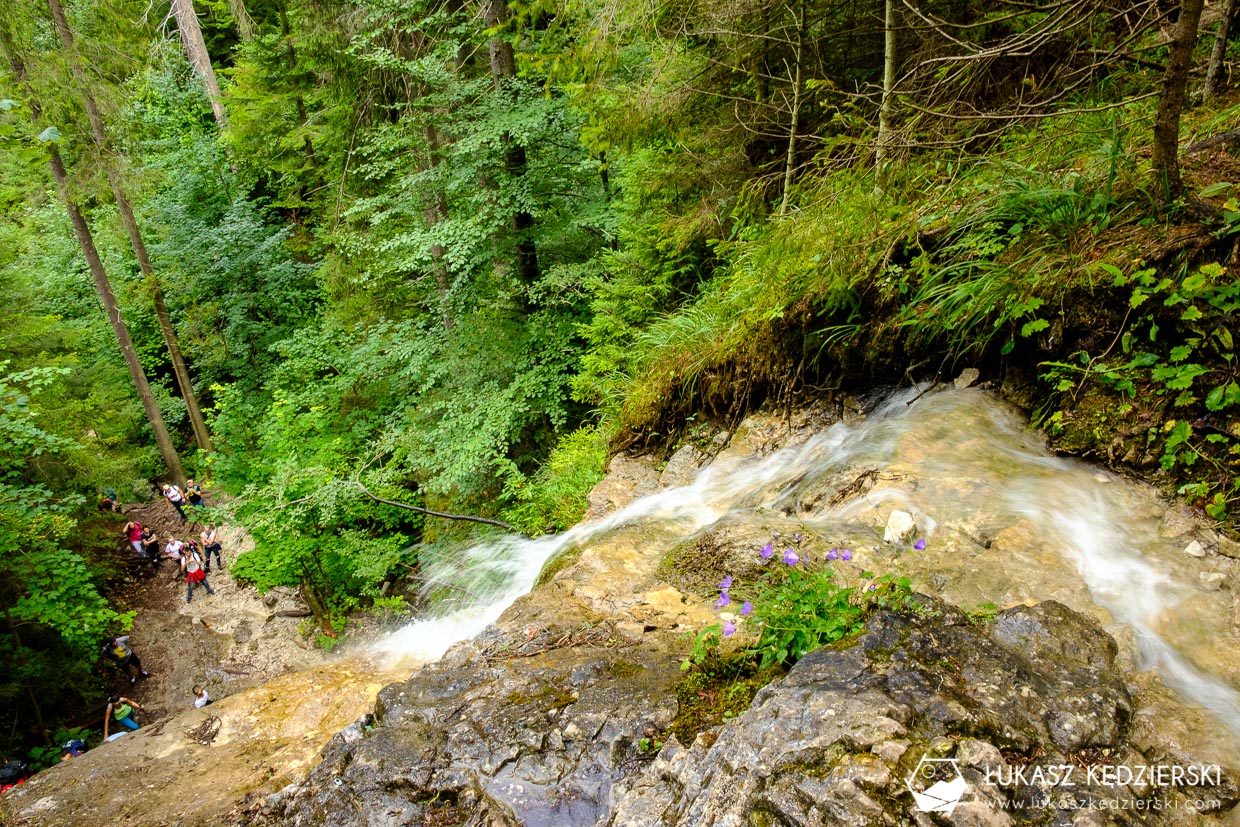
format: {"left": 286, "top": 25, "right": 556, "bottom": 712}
{"left": 1201, "top": 571, "right": 1228, "bottom": 590}
{"left": 884, "top": 509, "right": 917, "bottom": 544}
{"left": 659, "top": 443, "right": 709, "bottom": 488}
{"left": 954, "top": 368, "right": 981, "bottom": 389}
{"left": 1184, "top": 540, "right": 1208, "bottom": 558}
{"left": 1218, "top": 535, "right": 1240, "bottom": 559}
{"left": 584, "top": 455, "right": 662, "bottom": 521}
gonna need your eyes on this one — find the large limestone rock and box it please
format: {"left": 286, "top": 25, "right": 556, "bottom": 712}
{"left": 268, "top": 597, "right": 1237, "bottom": 826}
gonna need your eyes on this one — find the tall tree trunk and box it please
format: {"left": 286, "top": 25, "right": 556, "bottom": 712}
{"left": 228, "top": 0, "right": 256, "bottom": 40}
{"left": 1153, "top": 0, "right": 1206, "bottom": 202}
{"left": 46, "top": 0, "right": 213, "bottom": 453}
{"left": 875, "top": 0, "right": 898, "bottom": 189}
{"left": 1203, "top": 0, "right": 1236, "bottom": 99}
{"left": 0, "top": 27, "right": 186, "bottom": 482}
{"left": 171, "top": 0, "right": 228, "bottom": 127}
{"left": 778, "top": 0, "right": 804, "bottom": 217}
{"left": 278, "top": 3, "right": 319, "bottom": 173}
{"left": 481, "top": 0, "right": 540, "bottom": 292}
{"left": 424, "top": 123, "right": 454, "bottom": 331}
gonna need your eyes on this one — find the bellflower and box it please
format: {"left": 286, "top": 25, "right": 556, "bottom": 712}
{"left": 718, "top": 575, "right": 733, "bottom": 590}
{"left": 782, "top": 548, "right": 799, "bottom": 565}
{"left": 826, "top": 548, "right": 838, "bottom": 561}
{"left": 841, "top": 549, "right": 852, "bottom": 562}
{"left": 741, "top": 600, "right": 753, "bottom": 616}
{"left": 722, "top": 620, "right": 736, "bottom": 636}
{"left": 760, "top": 542, "right": 774, "bottom": 559}
{"left": 715, "top": 592, "right": 731, "bottom": 609}
{"left": 914, "top": 538, "right": 927, "bottom": 550}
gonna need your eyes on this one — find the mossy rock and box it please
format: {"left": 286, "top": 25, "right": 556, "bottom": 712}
{"left": 534, "top": 543, "right": 585, "bottom": 587}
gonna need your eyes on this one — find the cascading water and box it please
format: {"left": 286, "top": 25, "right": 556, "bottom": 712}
{"left": 374, "top": 385, "right": 1240, "bottom": 738}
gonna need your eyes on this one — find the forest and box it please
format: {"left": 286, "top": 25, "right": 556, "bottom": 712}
{"left": 2, "top": 0, "right": 1240, "bottom": 768}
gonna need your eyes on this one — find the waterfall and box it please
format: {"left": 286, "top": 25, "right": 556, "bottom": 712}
{"left": 373, "top": 386, "right": 1240, "bottom": 736}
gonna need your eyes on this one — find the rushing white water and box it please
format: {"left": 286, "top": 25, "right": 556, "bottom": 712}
{"left": 373, "top": 386, "right": 1240, "bottom": 737}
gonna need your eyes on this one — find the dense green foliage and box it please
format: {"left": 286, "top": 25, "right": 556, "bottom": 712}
{"left": 2, "top": 0, "right": 1240, "bottom": 765}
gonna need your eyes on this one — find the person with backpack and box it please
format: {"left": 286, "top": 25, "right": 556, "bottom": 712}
{"left": 163, "top": 484, "right": 187, "bottom": 522}
{"left": 192, "top": 685, "right": 212, "bottom": 708}
{"left": 185, "top": 479, "right": 204, "bottom": 509}
{"left": 101, "top": 636, "right": 150, "bottom": 684}
{"left": 99, "top": 488, "right": 120, "bottom": 513}
{"left": 182, "top": 543, "right": 215, "bottom": 603}
{"left": 122, "top": 520, "right": 145, "bottom": 557}
{"left": 200, "top": 524, "right": 223, "bottom": 572}
{"left": 103, "top": 696, "right": 144, "bottom": 738}
{"left": 59, "top": 739, "right": 87, "bottom": 761}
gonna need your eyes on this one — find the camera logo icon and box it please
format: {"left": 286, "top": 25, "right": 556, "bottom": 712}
{"left": 905, "top": 756, "right": 968, "bottom": 816}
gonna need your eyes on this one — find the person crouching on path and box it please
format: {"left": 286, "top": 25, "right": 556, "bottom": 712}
{"left": 102, "top": 635, "right": 150, "bottom": 684}
{"left": 141, "top": 525, "right": 160, "bottom": 563}
{"left": 123, "top": 520, "right": 145, "bottom": 557}
{"left": 163, "top": 483, "right": 187, "bottom": 522}
{"left": 200, "top": 524, "right": 223, "bottom": 572}
{"left": 182, "top": 544, "right": 215, "bottom": 603}
{"left": 103, "top": 696, "right": 144, "bottom": 738}
{"left": 164, "top": 537, "right": 185, "bottom": 581}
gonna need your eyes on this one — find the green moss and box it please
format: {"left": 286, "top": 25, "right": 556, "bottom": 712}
{"left": 655, "top": 533, "right": 734, "bottom": 598}
{"left": 608, "top": 660, "right": 644, "bottom": 678}
{"left": 669, "top": 657, "right": 787, "bottom": 744}
{"left": 534, "top": 544, "right": 584, "bottom": 587}
{"left": 505, "top": 683, "right": 578, "bottom": 711}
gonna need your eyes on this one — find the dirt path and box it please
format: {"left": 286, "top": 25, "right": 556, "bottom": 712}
{"left": 101, "top": 499, "right": 330, "bottom": 726}
{"left": 0, "top": 498, "right": 414, "bottom": 827}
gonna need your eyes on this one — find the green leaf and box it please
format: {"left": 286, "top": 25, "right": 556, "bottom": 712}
{"left": 1180, "top": 306, "right": 1203, "bottom": 321}
{"left": 1200, "top": 182, "right": 1235, "bottom": 198}
{"left": 1020, "top": 319, "right": 1049, "bottom": 337}
{"left": 1169, "top": 345, "right": 1194, "bottom": 362}
{"left": 35, "top": 126, "right": 61, "bottom": 143}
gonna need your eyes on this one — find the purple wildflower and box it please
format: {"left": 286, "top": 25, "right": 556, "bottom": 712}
{"left": 741, "top": 600, "right": 753, "bottom": 616}
{"left": 867, "top": 584, "right": 877, "bottom": 592}
{"left": 841, "top": 549, "right": 852, "bottom": 562}
{"left": 718, "top": 575, "right": 733, "bottom": 590}
{"left": 826, "top": 548, "right": 839, "bottom": 561}
{"left": 913, "top": 538, "right": 927, "bottom": 550}
{"left": 759, "top": 542, "right": 774, "bottom": 559}
{"left": 715, "top": 592, "right": 731, "bottom": 609}
{"left": 782, "top": 548, "right": 800, "bottom": 565}
{"left": 722, "top": 620, "right": 736, "bottom": 636}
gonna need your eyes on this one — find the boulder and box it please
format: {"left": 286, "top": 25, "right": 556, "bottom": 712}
{"left": 884, "top": 509, "right": 917, "bottom": 544}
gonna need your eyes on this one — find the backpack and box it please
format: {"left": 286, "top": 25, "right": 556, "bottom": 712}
{"left": 0, "top": 760, "right": 29, "bottom": 786}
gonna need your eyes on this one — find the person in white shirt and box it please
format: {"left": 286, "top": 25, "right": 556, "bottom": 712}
{"left": 192, "top": 685, "right": 211, "bottom": 708}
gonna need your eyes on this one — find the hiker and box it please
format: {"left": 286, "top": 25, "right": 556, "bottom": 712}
{"left": 163, "top": 483, "right": 187, "bottom": 521}
{"left": 141, "top": 525, "right": 160, "bottom": 560}
{"left": 201, "top": 525, "right": 223, "bottom": 572}
{"left": 103, "top": 696, "right": 144, "bottom": 739}
{"left": 192, "top": 685, "right": 212, "bottom": 708}
{"left": 59, "top": 739, "right": 87, "bottom": 761}
{"left": 185, "top": 478, "right": 204, "bottom": 509}
{"left": 101, "top": 635, "right": 150, "bottom": 684}
{"left": 182, "top": 544, "right": 215, "bottom": 603}
{"left": 99, "top": 488, "right": 120, "bottom": 513}
{"left": 123, "top": 520, "right": 145, "bottom": 557}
